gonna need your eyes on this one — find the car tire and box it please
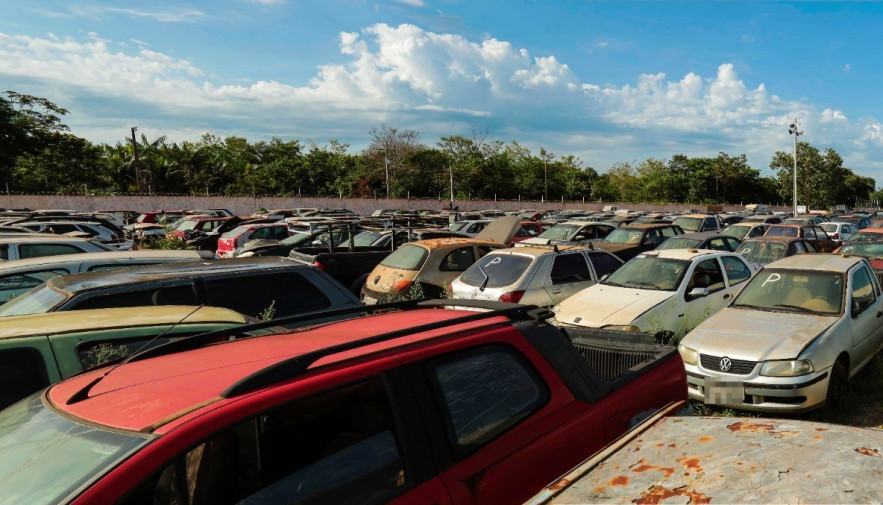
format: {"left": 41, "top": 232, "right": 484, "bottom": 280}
{"left": 824, "top": 360, "right": 848, "bottom": 413}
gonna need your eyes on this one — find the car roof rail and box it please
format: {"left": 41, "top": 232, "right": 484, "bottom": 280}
{"left": 219, "top": 300, "right": 553, "bottom": 399}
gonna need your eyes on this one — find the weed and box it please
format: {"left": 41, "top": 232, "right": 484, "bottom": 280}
{"left": 80, "top": 343, "right": 130, "bottom": 369}
{"left": 142, "top": 235, "right": 192, "bottom": 250}
{"left": 259, "top": 300, "right": 277, "bottom": 321}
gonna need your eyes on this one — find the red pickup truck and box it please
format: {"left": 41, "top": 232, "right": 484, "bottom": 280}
{"left": 0, "top": 300, "right": 686, "bottom": 505}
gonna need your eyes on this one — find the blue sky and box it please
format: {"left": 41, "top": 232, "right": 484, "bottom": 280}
{"left": 3, "top": 1, "right": 883, "bottom": 182}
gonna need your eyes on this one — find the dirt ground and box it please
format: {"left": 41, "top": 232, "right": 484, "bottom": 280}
{"left": 693, "top": 353, "right": 883, "bottom": 429}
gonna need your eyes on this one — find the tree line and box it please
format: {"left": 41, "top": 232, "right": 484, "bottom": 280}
{"left": 0, "top": 91, "right": 877, "bottom": 208}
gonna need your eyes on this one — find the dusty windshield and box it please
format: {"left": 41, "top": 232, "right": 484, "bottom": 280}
{"left": 0, "top": 285, "right": 68, "bottom": 316}
{"left": 721, "top": 226, "right": 750, "bottom": 240}
{"left": 537, "top": 224, "right": 580, "bottom": 241}
{"left": 657, "top": 237, "right": 702, "bottom": 250}
{"left": 733, "top": 269, "right": 844, "bottom": 315}
{"left": 736, "top": 241, "right": 786, "bottom": 265}
{"left": 766, "top": 225, "right": 799, "bottom": 237}
{"left": 353, "top": 231, "right": 385, "bottom": 246}
{"left": 460, "top": 254, "right": 532, "bottom": 288}
{"left": 673, "top": 217, "right": 702, "bottom": 232}
{"left": 603, "top": 228, "right": 643, "bottom": 245}
{"left": 0, "top": 394, "right": 151, "bottom": 504}
{"left": 849, "top": 232, "right": 883, "bottom": 243}
{"left": 840, "top": 243, "right": 883, "bottom": 260}
{"left": 603, "top": 256, "right": 689, "bottom": 291}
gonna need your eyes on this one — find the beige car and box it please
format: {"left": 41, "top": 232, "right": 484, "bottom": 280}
{"left": 361, "top": 216, "right": 521, "bottom": 302}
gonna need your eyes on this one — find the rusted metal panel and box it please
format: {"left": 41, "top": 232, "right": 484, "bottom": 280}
{"left": 533, "top": 416, "right": 883, "bottom": 504}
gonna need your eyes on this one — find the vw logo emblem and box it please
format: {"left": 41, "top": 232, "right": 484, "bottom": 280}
{"left": 719, "top": 357, "right": 733, "bottom": 372}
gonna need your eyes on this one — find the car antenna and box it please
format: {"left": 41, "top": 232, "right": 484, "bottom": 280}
{"left": 66, "top": 304, "right": 205, "bottom": 405}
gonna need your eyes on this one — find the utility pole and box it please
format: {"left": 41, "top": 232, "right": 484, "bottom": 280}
{"left": 544, "top": 158, "right": 548, "bottom": 203}
{"left": 378, "top": 146, "right": 396, "bottom": 199}
{"left": 788, "top": 120, "right": 803, "bottom": 217}
{"left": 130, "top": 127, "right": 141, "bottom": 193}
{"left": 449, "top": 163, "right": 454, "bottom": 210}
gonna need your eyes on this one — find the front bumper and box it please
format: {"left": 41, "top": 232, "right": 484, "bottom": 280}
{"left": 685, "top": 362, "right": 831, "bottom": 413}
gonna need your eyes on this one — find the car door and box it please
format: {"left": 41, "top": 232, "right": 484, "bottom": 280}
{"left": 681, "top": 258, "right": 731, "bottom": 330}
{"left": 848, "top": 265, "right": 883, "bottom": 371}
{"left": 812, "top": 226, "right": 836, "bottom": 252}
{"left": 544, "top": 253, "right": 595, "bottom": 305}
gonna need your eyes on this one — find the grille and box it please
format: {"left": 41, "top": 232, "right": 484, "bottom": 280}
{"left": 700, "top": 354, "right": 756, "bottom": 375}
{"left": 571, "top": 342, "right": 657, "bottom": 382}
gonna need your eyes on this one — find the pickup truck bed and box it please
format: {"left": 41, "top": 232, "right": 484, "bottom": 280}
{"left": 530, "top": 410, "right": 883, "bottom": 504}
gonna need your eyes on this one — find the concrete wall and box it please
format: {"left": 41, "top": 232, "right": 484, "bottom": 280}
{"left": 0, "top": 194, "right": 790, "bottom": 216}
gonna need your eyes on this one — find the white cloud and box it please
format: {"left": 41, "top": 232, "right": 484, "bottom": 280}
{"left": 393, "top": 0, "right": 426, "bottom": 6}
{"left": 67, "top": 6, "right": 206, "bottom": 23}
{"left": 597, "top": 41, "right": 608, "bottom": 48}
{"left": 248, "top": 0, "right": 287, "bottom": 4}
{"left": 1, "top": 24, "right": 882, "bottom": 175}
{"left": 844, "top": 63, "right": 851, "bottom": 72}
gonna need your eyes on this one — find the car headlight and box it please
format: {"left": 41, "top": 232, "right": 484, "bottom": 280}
{"left": 678, "top": 344, "right": 698, "bottom": 365}
{"left": 760, "top": 359, "right": 814, "bottom": 377}
{"left": 603, "top": 325, "right": 641, "bottom": 332}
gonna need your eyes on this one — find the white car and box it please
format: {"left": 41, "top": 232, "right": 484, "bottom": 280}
{"left": 820, "top": 222, "right": 857, "bottom": 243}
{"left": 553, "top": 249, "right": 755, "bottom": 340}
{"left": 679, "top": 254, "right": 883, "bottom": 413}
{"left": 449, "top": 245, "right": 623, "bottom": 307}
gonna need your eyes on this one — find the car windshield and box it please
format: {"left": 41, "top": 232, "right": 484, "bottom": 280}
{"left": 736, "top": 242, "right": 786, "bottom": 265}
{"left": 379, "top": 244, "right": 429, "bottom": 271}
{"left": 446, "top": 222, "right": 468, "bottom": 232}
{"left": 721, "top": 226, "right": 749, "bottom": 240}
{"left": 840, "top": 243, "right": 883, "bottom": 260}
{"left": 0, "top": 284, "right": 68, "bottom": 316}
{"left": 537, "top": 224, "right": 581, "bottom": 241}
{"left": 656, "top": 237, "right": 702, "bottom": 250}
{"left": 0, "top": 394, "right": 151, "bottom": 505}
{"left": 602, "top": 255, "right": 689, "bottom": 291}
{"left": 353, "top": 231, "right": 385, "bottom": 246}
{"left": 673, "top": 217, "right": 702, "bottom": 232}
{"left": 603, "top": 228, "right": 644, "bottom": 245}
{"left": 766, "top": 225, "right": 799, "bottom": 237}
{"left": 732, "top": 269, "right": 844, "bottom": 315}
{"left": 849, "top": 232, "right": 883, "bottom": 242}
{"left": 459, "top": 254, "right": 533, "bottom": 288}
{"left": 176, "top": 220, "right": 198, "bottom": 231}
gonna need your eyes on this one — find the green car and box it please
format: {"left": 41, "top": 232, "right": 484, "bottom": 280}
{"left": 0, "top": 305, "right": 249, "bottom": 410}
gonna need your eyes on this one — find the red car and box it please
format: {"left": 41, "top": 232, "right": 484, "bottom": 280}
{"left": 510, "top": 221, "right": 554, "bottom": 245}
{"left": 216, "top": 223, "right": 291, "bottom": 257}
{"left": 0, "top": 300, "right": 686, "bottom": 505}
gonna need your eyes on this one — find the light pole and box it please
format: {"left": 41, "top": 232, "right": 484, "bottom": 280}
{"left": 378, "top": 147, "right": 395, "bottom": 199}
{"left": 449, "top": 163, "right": 454, "bottom": 210}
{"left": 788, "top": 120, "right": 803, "bottom": 217}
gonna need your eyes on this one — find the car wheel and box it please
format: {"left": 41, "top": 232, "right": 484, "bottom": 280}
{"left": 825, "top": 360, "right": 848, "bottom": 412}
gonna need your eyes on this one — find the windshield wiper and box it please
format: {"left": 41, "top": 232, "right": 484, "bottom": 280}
{"left": 478, "top": 265, "right": 490, "bottom": 292}
{"left": 731, "top": 303, "right": 771, "bottom": 311}
{"left": 602, "top": 280, "right": 625, "bottom": 288}
{"left": 773, "top": 303, "right": 819, "bottom": 314}
{"left": 629, "top": 281, "right": 659, "bottom": 289}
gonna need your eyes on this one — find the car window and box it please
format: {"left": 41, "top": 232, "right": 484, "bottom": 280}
{"left": 660, "top": 226, "right": 679, "bottom": 238}
{"left": 852, "top": 267, "right": 876, "bottom": 314}
{"left": 476, "top": 246, "right": 494, "bottom": 259}
{"left": 706, "top": 238, "right": 728, "bottom": 251}
{"left": 813, "top": 227, "right": 829, "bottom": 240}
{"left": 720, "top": 256, "right": 751, "bottom": 286}
{"left": 723, "top": 237, "right": 740, "bottom": 251}
{"left": 588, "top": 252, "right": 622, "bottom": 278}
{"left": 380, "top": 244, "right": 429, "bottom": 271}
{"left": 19, "top": 244, "right": 85, "bottom": 259}
{"left": 791, "top": 241, "right": 807, "bottom": 254}
{"left": 803, "top": 227, "right": 816, "bottom": 240}
{"left": 427, "top": 346, "right": 548, "bottom": 459}
{"left": 687, "top": 258, "right": 725, "bottom": 296}
{"left": 73, "top": 284, "right": 198, "bottom": 311}
{"left": 206, "top": 272, "right": 331, "bottom": 318}
{"left": 550, "top": 254, "right": 592, "bottom": 284}
{"left": 0, "top": 269, "right": 69, "bottom": 303}
{"left": 88, "top": 263, "right": 152, "bottom": 272}
{"left": 440, "top": 247, "right": 475, "bottom": 271}
{"left": 269, "top": 226, "right": 289, "bottom": 239}
{"left": 122, "top": 379, "right": 407, "bottom": 505}
{"left": 0, "top": 245, "right": 7, "bottom": 261}
{"left": 514, "top": 225, "right": 538, "bottom": 238}
{"left": 0, "top": 349, "right": 49, "bottom": 411}
{"left": 76, "top": 334, "right": 187, "bottom": 370}
{"left": 703, "top": 218, "right": 717, "bottom": 230}
{"left": 805, "top": 241, "right": 818, "bottom": 252}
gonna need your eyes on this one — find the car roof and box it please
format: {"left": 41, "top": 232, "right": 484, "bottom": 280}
{"left": 490, "top": 244, "right": 598, "bottom": 258}
{"left": 46, "top": 256, "right": 306, "bottom": 294}
{"left": 410, "top": 237, "right": 500, "bottom": 250}
{"left": 740, "top": 236, "right": 805, "bottom": 244}
{"left": 46, "top": 308, "right": 511, "bottom": 433}
{"left": 642, "top": 249, "right": 724, "bottom": 261}
{"left": 669, "top": 231, "right": 730, "bottom": 240}
{"left": 0, "top": 250, "right": 210, "bottom": 272}
{"left": 728, "top": 222, "right": 767, "bottom": 228}
{"left": 621, "top": 223, "right": 676, "bottom": 229}
{"left": 675, "top": 214, "right": 715, "bottom": 219}
{"left": 0, "top": 306, "right": 248, "bottom": 340}
{"left": 766, "top": 254, "right": 863, "bottom": 272}
{"left": 0, "top": 235, "right": 94, "bottom": 244}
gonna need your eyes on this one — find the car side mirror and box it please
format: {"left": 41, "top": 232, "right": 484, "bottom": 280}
{"left": 688, "top": 287, "right": 709, "bottom": 299}
{"left": 574, "top": 235, "right": 586, "bottom": 241}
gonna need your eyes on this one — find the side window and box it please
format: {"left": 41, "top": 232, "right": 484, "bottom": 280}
{"left": 660, "top": 226, "right": 678, "bottom": 238}
{"left": 791, "top": 241, "right": 807, "bottom": 254}
{"left": 72, "top": 284, "right": 198, "bottom": 311}
{"left": 803, "top": 227, "right": 816, "bottom": 240}
{"left": 721, "top": 256, "right": 751, "bottom": 286}
{"left": 748, "top": 226, "right": 765, "bottom": 238}
{"left": 205, "top": 272, "right": 331, "bottom": 318}
{"left": 251, "top": 228, "right": 272, "bottom": 239}
{"left": 427, "top": 346, "right": 548, "bottom": 459}
{"left": 597, "top": 226, "right": 615, "bottom": 238}
{"left": 19, "top": 244, "right": 85, "bottom": 259}
{"left": 588, "top": 253, "right": 622, "bottom": 278}
{"left": 703, "top": 218, "right": 717, "bottom": 230}
{"left": 440, "top": 247, "right": 475, "bottom": 271}
{"left": 549, "top": 254, "right": 592, "bottom": 284}
{"left": 270, "top": 227, "right": 289, "bottom": 239}
{"left": 475, "top": 246, "right": 494, "bottom": 259}
{"left": 707, "top": 238, "right": 728, "bottom": 251}
{"left": 0, "top": 245, "right": 7, "bottom": 260}
{"left": 76, "top": 334, "right": 189, "bottom": 370}
{"left": 687, "top": 258, "right": 726, "bottom": 296}
{"left": 852, "top": 267, "right": 877, "bottom": 314}
{"left": 724, "top": 237, "right": 741, "bottom": 251}
{"left": 0, "top": 349, "right": 49, "bottom": 411}
{"left": 814, "top": 227, "right": 829, "bottom": 240}
{"left": 122, "top": 379, "right": 408, "bottom": 505}
{"left": 88, "top": 263, "right": 149, "bottom": 272}
{"left": 805, "top": 241, "right": 818, "bottom": 252}
{"left": 0, "top": 269, "right": 68, "bottom": 303}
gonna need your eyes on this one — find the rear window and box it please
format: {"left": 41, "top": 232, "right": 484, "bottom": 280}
{"left": 673, "top": 217, "right": 702, "bottom": 232}
{"left": 221, "top": 226, "right": 250, "bottom": 239}
{"left": 459, "top": 254, "right": 532, "bottom": 288}
{"left": 380, "top": 244, "right": 429, "bottom": 271}
{"left": 657, "top": 237, "right": 701, "bottom": 250}
{"left": 821, "top": 223, "right": 839, "bottom": 233}
{"left": 0, "top": 285, "right": 69, "bottom": 316}
{"left": 177, "top": 220, "right": 198, "bottom": 231}
{"left": 766, "top": 225, "right": 798, "bottom": 237}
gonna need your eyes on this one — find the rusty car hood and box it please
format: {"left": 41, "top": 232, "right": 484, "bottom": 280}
{"left": 554, "top": 284, "right": 673, "bottom": 328}
{"left": 682, "top": 307, "right": 838, "bottom": 361}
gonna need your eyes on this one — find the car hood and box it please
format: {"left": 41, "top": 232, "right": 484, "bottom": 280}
{"left": 555, "top": 284, "right": 673, "bottom": 327}
{"left": 474, "top": 215, "right": 521, "bottom": 245}
{"left": 682, "top": 307, "right": 839, "bottom": 361}
{"left": 594, "top": 242, "right": 638, "bottom": 254}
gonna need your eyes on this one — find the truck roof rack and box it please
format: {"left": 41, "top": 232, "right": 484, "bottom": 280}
{"left": 220, "top": 300, "right": 553, "bottom": 399}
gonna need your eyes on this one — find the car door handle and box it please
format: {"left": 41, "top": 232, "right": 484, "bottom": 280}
{"left": 723, "top": 294, "right": 731, "bottom": 299}
{"left": 678, "top": 313, "right": 684, "bottom": 317}
{"left": 551, "top": 289, "right": 562, "bottom": 294}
